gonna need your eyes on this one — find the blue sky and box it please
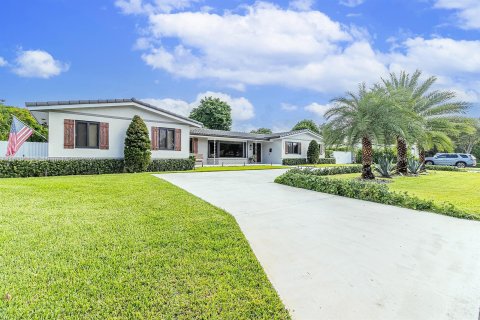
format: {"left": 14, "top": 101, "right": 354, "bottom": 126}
{"left": 1, "top": 0, "right": 479, "bottom": 131}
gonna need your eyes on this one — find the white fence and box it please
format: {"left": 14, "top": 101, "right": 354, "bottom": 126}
{"left": 333, "top": 151, "right": 354, "bottom": 164}
{"left": 0, "top": 141, "right": 48, "bottom": 159}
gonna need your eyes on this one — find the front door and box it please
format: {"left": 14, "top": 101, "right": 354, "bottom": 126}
{"left": 256, "top": 143, "right": 262, "bottom": 163}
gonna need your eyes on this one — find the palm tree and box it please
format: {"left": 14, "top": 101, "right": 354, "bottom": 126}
{"left": 325, "top": 84, "right": 413, "bottom": 179}
{"left": 382, "top": 70, "right": 469, "bottom": 172}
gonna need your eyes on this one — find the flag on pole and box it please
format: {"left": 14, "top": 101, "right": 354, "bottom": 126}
{"left": 6, "top": 116, "right": 34, "bottom": 157}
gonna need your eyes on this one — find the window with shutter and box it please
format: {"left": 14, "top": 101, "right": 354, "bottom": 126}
{"left": 64, "top": 119, "right": 75, "bottom": 149}
{"left": 151, "top": 127, "right": 159, "bottom": 150}
{"left": 175, "top": 129, "right": 181, "bottom": 151}
{"left": 100, "top": 122, "right": 109, "bottom": 150}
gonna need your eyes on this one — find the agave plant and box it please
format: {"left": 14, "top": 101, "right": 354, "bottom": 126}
{"left": 375, "top": 156, "right": 396, "bottom": 178}
{"left": 407, "top": 158, "right": 423, "bottom": 175}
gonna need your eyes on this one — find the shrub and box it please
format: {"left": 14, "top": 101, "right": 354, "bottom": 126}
{"left": 425, "top": 165, "right": 461, "bottom": 172}
{"left": 287, "top": 165, "right": 362, "bottom": 176}
{"left": 124, "top": 115, "right": 151, "bottom": 172}
{"left": 275, "top": 171, "right": 476, "bottom": 220}
{"left": 282, "top": 158, "right": 307, "bottom": 166}
{"left": 307, "top": 140, "right": 320, "bottom": 164}
{"left": 375, "top": 156, "right": 396, "bottom": 178}
{"left": 317, "top": 158, "right": 336, "bottom": 164}
{"left": 0, "top": 158, "right": 195, "bottom": 178}
{"left": 407, "top": 158, "right": 422, "bottom": 175}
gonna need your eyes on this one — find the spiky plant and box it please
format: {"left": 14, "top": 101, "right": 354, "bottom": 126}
{"left": 407, "top": 158, "right": 422, "bottom": 175}
{"left": 375, "top": 156, "right": 396, "bottom": 178}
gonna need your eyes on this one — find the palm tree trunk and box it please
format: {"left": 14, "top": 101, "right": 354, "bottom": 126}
{"left": 419, "top": 147, "right": 426, "bottom": 171}
{"left": 396, "top": 136, "right": 408, "bottom": 175}
{"left": 362, "top": 136, "right": 375, "bottom": 179}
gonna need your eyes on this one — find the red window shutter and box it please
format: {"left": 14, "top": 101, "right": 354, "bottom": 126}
{"left": 175, "top": 129, "right": 182, "bottom": 151}
{"left": 151, "top": 127, "right": 158, "bottom": 150}
{"left": 64, "top": 119, "right": 75, "bottom": 149}
{"left": 285, "top": 141, "right": 289, "bottom": 154}
{"left": 193, "top": 138, "right": 198, "bottom": 154}
{"left": 100, "top": 122, "right": 109, "bottom": 150}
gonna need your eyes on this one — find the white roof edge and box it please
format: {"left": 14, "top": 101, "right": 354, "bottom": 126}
{"left": 271, "top": 130, "right": 323, "bottom": 141}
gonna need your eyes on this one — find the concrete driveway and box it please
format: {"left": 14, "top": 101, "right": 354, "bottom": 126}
{"left": 157, "top": 170, "right": 480, "bottom": 320}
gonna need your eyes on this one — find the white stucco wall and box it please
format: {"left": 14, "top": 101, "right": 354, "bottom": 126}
{"left": 280, "top": 133, "right": 324, "bottom": 161}
{"left": 47, "top": 105, "right": 191, "bottom": 159}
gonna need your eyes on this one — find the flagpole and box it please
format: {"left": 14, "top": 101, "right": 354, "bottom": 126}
{"left": 12, "top": 115, "right": 48, "bottom": 142}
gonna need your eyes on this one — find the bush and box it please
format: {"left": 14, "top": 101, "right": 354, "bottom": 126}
{"left": 425, "top": 165, "right": 461, "bottom": 172}
{"left": 287, "top": 165, "right": 362, "bottom": 176}
{"left": 147, "top": 158, "right": 195, "bottom": 172}
{"left": 375, "top": 156, "right": 396, "bottom": 178}
{"left": 307, "top": 140, "right": 320, "bottom": 164}
{"left": 282, "top": 158, "right": 307, "bottom": 166}
{"left": 124, "top": 115, "right": 151, "bottom": 172}
{"left": 356, "top": 147, "right": 400, "bottom": 164}
{"left": 317, "top": 158, "right": 336, "bottom": 164}
{"left": 275, "top": 171, "right": 476, "bottom": 220}
{"left": 0, "top": 158, "right": 195, "bottom": 178}
{"left": 407, "top": 158, "right": 422, "bottom": 175}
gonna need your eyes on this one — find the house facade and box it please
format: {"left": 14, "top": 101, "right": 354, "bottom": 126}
{"left": 27, "top": 98, "right": 324, "bottom": 164}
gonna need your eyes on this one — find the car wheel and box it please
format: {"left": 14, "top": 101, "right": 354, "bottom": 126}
{"left": 456, "top": 162, "right": 466, "bottom": 168}
{"left": 425, "top": 161, "right": 434, "bottom": 165}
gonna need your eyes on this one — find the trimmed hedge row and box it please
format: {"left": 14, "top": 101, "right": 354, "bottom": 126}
{"left": 317, "top": 158, "right": 336, "bottom": 164}
{"left": 275, "top": 171, "right": 476, "bottom": 220}
{"left": 289, "top": 165, "right": 362, "bottom": 176}
{"left": 425, "top": 165, "right": 461, "bottom": 172}
{"left": 282, "top": 158, "right": 307, "bottom": 166}
{"left": 0, "top": 158, "right": 195, "bottom": 178}
{"left": 282, "top": 158, "right": 336, "bottom": 165}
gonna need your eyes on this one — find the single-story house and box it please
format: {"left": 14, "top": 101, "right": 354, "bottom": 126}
{"left": 27, "top": 98, "right": 324, "bottom": 164}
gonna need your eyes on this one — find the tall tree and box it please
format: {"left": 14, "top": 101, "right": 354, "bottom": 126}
{"left": 454, "top": 118, "right": 480, "bottom": 154}
{"left": 0, "top": 105, "right": 48, "bottom": 142}
{"left": 250, "top": 128, "right": 272, "bottom": 134}
{"left": 382, "top": 70, "right": 470, "bottom": 170}
{"left": 124, "top": 115, "right": 151, "bottom": 172}
{"left": 292, "top": 119, "right": 320, "bottom": 134}
{"left": 325, "top": 84, "right": 412, "bottom": 179}
{"left": 189, "top": 97, "right": 232, "bottom": 131}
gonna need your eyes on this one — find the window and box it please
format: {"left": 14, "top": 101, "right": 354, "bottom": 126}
{"left": 159, "top": 128, "right": 175, "bottom": 150}
{"left": 208, "top": 141, "right": 246, "bottom": 158}
{"left": 75, "top": 121, "right": 99, "bottom": 148}
{"left": 436, "top": 154, "right": 447, "bottom": 158}
{"left": 446, "top": 154, "right": 458, "bottom": 158}
{"left": 460, "top": 154, "right": 469, "bottom": 158}
{"left": 287, "top": 142, "right": 301, "bottom": 154}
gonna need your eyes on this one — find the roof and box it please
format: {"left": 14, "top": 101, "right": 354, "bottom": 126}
{"left": 190, "top": 128, "right": 322, "bottom": 141}
{"left": 25, "top": 98, "right": 203, "bottom": 127}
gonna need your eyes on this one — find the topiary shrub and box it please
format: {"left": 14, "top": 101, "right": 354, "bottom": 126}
{"left": 282, "top": 158, "right": 307, "bottom": 166}
{"left": 124, "top": 115, "right": 151, "bottom": 172}
{"left": 307, "top": 140, "right": 320, "bottom": 164}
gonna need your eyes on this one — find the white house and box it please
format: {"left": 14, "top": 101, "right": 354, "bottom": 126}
{"left": 27, "top": 98, "right": 324, "bottom": 164}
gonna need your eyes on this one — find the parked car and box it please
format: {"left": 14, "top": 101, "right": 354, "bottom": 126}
{"left": 424, "top": 153, "right": 477, "bottom": 168}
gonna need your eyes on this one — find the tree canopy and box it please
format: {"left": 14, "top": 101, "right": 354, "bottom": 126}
{"left": 250, "top": 128, "right": 272, "bottom": 134}
{"left": 0, "top": 104, "right": 48, "bottom": 142}
{"left": 292, "top": 119, "right": 320, "bottom": 134}
{"left": 190, "top": 97, "right": 232, "bottom": 131}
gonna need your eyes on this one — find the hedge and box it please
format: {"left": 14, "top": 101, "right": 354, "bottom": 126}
{"left": 288, "top": 165, "right": 362, "bottom": 176}
{"left": 317, "top": 158, "right": 336, "bottom": 164}
{"left": 0, "top": 158, "right": 195, "bottom": 178}
{"left": 275, "top": 171, "right": 476, "bottom": 220}
{"left": 282, "top": 158, "right": 307, "bottom": 166}
{"left": 425, "top": 165, "right": 462, "bottom": 172}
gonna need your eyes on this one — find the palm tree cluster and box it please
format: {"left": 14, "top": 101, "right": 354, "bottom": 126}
{"left": 325, "top": 70, "right": 471, "bottom": 179}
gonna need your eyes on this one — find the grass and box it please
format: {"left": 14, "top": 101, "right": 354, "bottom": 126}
{"left": 0, "top": 174, "right": 289, "bottom": 319}
{"left": 331, "top": 171, "right": 480, "bottom": 218}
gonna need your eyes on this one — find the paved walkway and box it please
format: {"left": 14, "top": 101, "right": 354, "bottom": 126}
{"left": 157, "top": 170, "right": 480, "bottom": 320}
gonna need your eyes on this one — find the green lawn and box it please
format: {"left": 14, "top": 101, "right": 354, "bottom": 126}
{"left": 0, "top": 174, "right": 289, "bottom": 319}
{"left": 331, "top": 171, "right": 480, "bottom": 217}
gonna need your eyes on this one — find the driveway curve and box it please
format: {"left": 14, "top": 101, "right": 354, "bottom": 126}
{"left": 157, "top": 170, "right": 480, "bottom": 320}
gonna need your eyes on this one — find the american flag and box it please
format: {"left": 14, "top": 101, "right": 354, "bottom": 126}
{"left": 6, "top": 116, "right": 34, "bottom": 157}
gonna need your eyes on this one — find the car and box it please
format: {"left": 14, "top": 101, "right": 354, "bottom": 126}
{"left": 424, "top": 153, "right": 477, "bottom": 168}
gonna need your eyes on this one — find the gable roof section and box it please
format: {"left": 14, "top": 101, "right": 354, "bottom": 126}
{"left": 190, "top": 128, "right": 322, "bottom": 141}
{"left": 25, "top": 98, "right": 203, "bottom": 127}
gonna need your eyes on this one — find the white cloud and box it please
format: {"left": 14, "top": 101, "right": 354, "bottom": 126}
{"left": 434, "top": 0, "right": 480, "bottom": 30}
{"left": 281, "top": 103, "right": 298, "bottom": 111}
{"left": 339, "top": 0, "right": 364, "bottom": 8}
{"left": 12, "top": 50, "right": 69, "bottom": 78}
{"left": 289, "top": 0, "right": 314, "bottom": 11}
{"left": 0, "top": 57, "right": 6, "bottom": 67}
{"left": 142, "top": 91, "right": 255, "bottom": 123}
{"left": 304, "top": 102, "right": 331, "bottom": 117}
